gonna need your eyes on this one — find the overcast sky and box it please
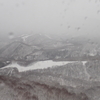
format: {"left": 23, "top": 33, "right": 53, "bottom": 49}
{"left": 0, "top": 0, "right": 100, "bottom": 39}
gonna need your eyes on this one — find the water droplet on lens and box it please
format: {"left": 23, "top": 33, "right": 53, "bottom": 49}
{"left": 0, "top": 3, "right": 3, "bottom": 6}
{"left": 16, "top": 4, "right": 19, "bottom": 7}
{"left": 68, "top": 26, "right": 70, "bottom": 28}
{"left": 60, "top": 24, "right": 63, "bottom": 26}
{"left": 84, "top": 17, "right": 87, "bottom": 19}
{"left": 76, "top": 27, "right": 81, "bottom": 31}
{"left": 97, "top": 10, "right": 100, "bottom": 13}
{"left": 9, "top": 32, "right": 14, "bottom": 39}
{"left": 62, "top": 1, "right": 65, "bottom": 4}
{"left": 64, "top": 9, "right": 67, "bottom": 12}
{"left": 22, "top": 2, "right": 25, "bottom": 5}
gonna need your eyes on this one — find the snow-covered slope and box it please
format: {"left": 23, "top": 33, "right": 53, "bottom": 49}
{"left": 1, "top": 60, "right": 87, "bottom": 72}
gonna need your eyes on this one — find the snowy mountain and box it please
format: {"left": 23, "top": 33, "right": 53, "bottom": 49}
{"left": 0, "top": 33, "right": 100, "bottom": 68}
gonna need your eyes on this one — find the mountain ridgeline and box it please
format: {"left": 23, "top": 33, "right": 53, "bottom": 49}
{"left": 0, "top": 33, "right": 100, "bottom": 67}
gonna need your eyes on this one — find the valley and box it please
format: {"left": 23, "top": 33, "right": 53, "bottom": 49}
{"left": 0, "top": 34, "right": 100, "bottom": 100}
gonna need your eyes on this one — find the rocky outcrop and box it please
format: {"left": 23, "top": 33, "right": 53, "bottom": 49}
{"left": 0, "top": 67, "right": 20, "bottom": 78}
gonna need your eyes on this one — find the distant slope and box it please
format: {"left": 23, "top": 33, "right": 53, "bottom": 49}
{"left": 0, "top": 33, "right": 100, "bottom": 67}
{"left": 0, "top": 41, "right": 35, "bottom": 60}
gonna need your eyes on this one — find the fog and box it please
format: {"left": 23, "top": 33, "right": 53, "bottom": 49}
{"left": 0, "top": 0, "right": 100, "bottom": 39}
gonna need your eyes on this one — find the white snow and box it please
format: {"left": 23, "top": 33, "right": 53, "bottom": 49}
{"left": 1, "top": 60, "right": 87, "bottom": 72}
{"left": 82, "top": 61, "right": 87, "bottom": 66}
{"left": 44, "top": 34, "right": 52, "bottom": 39}
{"left": 21, "top": 34, "right": 33, "bottom": 42}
